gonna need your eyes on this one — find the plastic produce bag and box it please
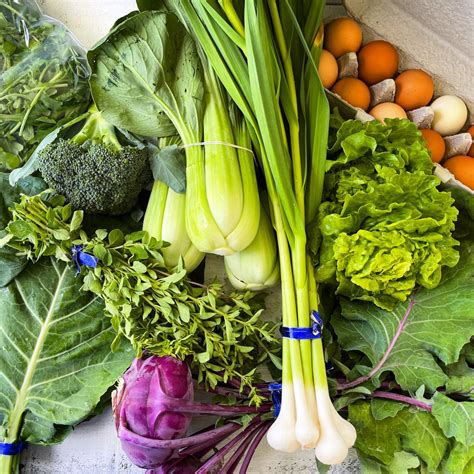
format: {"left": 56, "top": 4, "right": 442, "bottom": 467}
{"left": 0, "top": 0, "right": 90, "bottom": 171}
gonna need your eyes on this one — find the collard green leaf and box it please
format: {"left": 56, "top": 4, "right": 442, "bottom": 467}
{"left": 0, "top": 258, "right": 133, "bottom": 445}
{"left": 333, "top": 240, "right": 474, "bottom": 393}
{"left": 431, "top": 392, "right": 474, "bottom": 447}
{"left": 88, "top": 11, "right": 203, "bottom": 139}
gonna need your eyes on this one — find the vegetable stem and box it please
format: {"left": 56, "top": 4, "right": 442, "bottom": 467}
{"left": 372, "top": 391, "right": 432, "bottom": 412}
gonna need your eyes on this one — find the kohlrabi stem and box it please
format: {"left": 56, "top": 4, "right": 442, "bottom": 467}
{"left": 163, "top": 399, "right": 270, "bottom": 417}
{"left": 224, "top": 421, "right": 265, "bottom": 473}
{"left": 180, "top": 423, "right": 241, "bottom": 458}
{"left": 337, "top": 293, "right": 417, "bottom": 390}
{"left": 118, "top": 422, "right": 240, "bottom": 450}
{"left": 372, "top": 391, "right": 432, "bottom": 412}
{"left": 239, "top": 421, "right": 272, "bottom": 474}
{"left": 195, "top": 419, "right": 262, "bottom": 474}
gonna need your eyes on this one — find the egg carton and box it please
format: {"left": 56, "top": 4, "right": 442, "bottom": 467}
{"left": 323, "top": 0, "right": 473, "bottom": 196}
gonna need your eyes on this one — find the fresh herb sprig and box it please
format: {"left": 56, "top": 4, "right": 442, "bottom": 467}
{"left": 1, "top": 192, "right": 281, "bottom": 403}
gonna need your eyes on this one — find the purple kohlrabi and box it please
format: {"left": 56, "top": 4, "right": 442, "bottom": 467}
{"left": 112, "top": 355, "right": 193, "bottom": 468}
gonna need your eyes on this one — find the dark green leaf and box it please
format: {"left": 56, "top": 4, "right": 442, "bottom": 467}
{"left": 0, "top": 258, "right": 133, "bottom": 445}
{"left": 149, "top": 144, "right": 186, "bottom": 193}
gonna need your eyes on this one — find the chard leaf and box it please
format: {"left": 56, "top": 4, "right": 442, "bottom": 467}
{"left": 0, "top": 258, "right": 133, "bottom": 444}
{"left": 333, "top": 240, "right": 474, "bottom": 393}
{"left": 431, "top": 392, "right": 474, "bottom": 447}
{"left": 88, "top": 11, "right": 203, "bottom": 140}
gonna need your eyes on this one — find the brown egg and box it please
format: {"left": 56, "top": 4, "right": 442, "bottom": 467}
{"left": 324, "top": 17, "right": 363, "bottom": 58}
{"left": 318, "top": 49, "right": 339, "bottom": 89}
{"left": 420, "top": 128, "right": 445, "bottom": 163}
{"left": 358, "top": 40, "right": 399, "bottom": 85}
{"left": 332, "top": 77, "right": 371, "bottom": 111}
{"left": 443, "top": 155, "right": 474, "bottom": 189}
{"left": 395, "top": 69, "right": 434, "bottom": 110}
{"left": 369, "top": 102, "right": 407, "bottom": 123}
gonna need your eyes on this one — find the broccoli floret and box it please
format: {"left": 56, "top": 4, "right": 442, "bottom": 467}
{"left": 38, "top": 106, "right": 151, "bottom": 215}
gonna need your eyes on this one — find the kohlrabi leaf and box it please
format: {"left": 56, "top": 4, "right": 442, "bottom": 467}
{"left": 431, "top": 392, "right": 474, "bottom": 447}
{"left": 444, "top": 442, "right": 474, "bottom": 474}
{"left": 0, "top": 258, "right": 133, "bottom": 445}
{"left": 88, "top": 11, "right": 203, "bottom": 140}
{"left": 332, "top": 239, "right": 473, "bottom": 393}
{"left": 349, "top": 401, "right": 448, "bottom": 472}
{"left": 370, "top": 399, "right": 405, "bottom": 420}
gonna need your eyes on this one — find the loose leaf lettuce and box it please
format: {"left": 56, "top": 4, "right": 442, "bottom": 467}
{"left": 0, "top": 258, "right": 133, "bottom": 447}
{"left": 315, "top": 116, "right": 459, "bottom": 310}
{"left": 332, "top": 239, "right": 473, "bottom": 392}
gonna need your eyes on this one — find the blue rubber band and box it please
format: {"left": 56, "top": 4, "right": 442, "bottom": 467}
{"left": 0, "top": 441, "right": 26, "bottom": 455}
{"left": 268, "top": 383, "right": 282, "bottom": 417}
{"left": 281, "top": 311, "right": 323, "bottom": 340}
{"left": 72, "top": 245, "right": 99, "bottom": 274}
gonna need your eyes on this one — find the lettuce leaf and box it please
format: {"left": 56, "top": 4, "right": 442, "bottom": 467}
{"left": 315, "top": 116, "right": 459, "bottom": 310}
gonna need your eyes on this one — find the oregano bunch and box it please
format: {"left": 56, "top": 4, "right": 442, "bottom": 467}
{"left": 1, "top": 192, "right": 281, "bottom": 403}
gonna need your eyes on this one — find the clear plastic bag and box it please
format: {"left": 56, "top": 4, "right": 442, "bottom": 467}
{"left": 0, "top": 0, "right": 90, "bottom": 170}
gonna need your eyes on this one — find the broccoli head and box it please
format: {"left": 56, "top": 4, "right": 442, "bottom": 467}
{"left": 38, "top": 106, "right": 151, "bottom": 215}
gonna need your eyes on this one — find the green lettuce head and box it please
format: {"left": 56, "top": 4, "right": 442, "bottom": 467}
{"left": 315, "top": 113, "right": 459, "bottom": 310}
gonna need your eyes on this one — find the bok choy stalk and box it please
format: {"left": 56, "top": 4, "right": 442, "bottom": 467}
{"left": 150, "top": 0, "right": 357, "bottom": 464}
{"left": 185, "top": 69, "right": 260, "bottom": 256}
{"left": 224, "top": 202, "right": 280, "bottom": 291}
{"left": 143, "top": 181, "right": 205, "bottom": 272}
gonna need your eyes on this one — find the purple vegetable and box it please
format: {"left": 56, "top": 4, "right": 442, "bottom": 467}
{"left": 112, "top": 356, "right": 194, "bottom": 468}
{"left": 113, "top": 355, "right": 273, "bottom": 472}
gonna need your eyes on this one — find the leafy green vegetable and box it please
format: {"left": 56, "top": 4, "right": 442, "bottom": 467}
{"left": 349, "top": 399, "right": 474, "bottom": 473}
{"left": 88, "top": 11, "right": 199, "bottom": 139}
{"left": 350, "top": 402, "right": 449, "bottom": 472}
{"left": 431, "top": 392, "right": 474, "bottom": 447}
{"left": 315, "top": 114, "right": 459, "bottom": 310}
{"left": 0, "top": 172, "right": 46, "bottom": 286}
{"left": 0, "top": 0, "right": 89, "bottom": 170}
{"left": 1, "top": 192, "right": 280, "bottom": 401}
{"left": 0, "top": 257, "right": 133, "bottom": 473}
{"left": 333, "top": 239, "right": 473, "bottom": 393}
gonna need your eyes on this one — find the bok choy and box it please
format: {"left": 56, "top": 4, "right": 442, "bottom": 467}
{"left": 88, "top": 11, "right": 260, "bottom": 258}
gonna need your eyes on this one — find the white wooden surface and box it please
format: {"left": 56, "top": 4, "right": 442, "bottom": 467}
{"left": 25, "top": 1, "right": 359, "bottom": 473}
